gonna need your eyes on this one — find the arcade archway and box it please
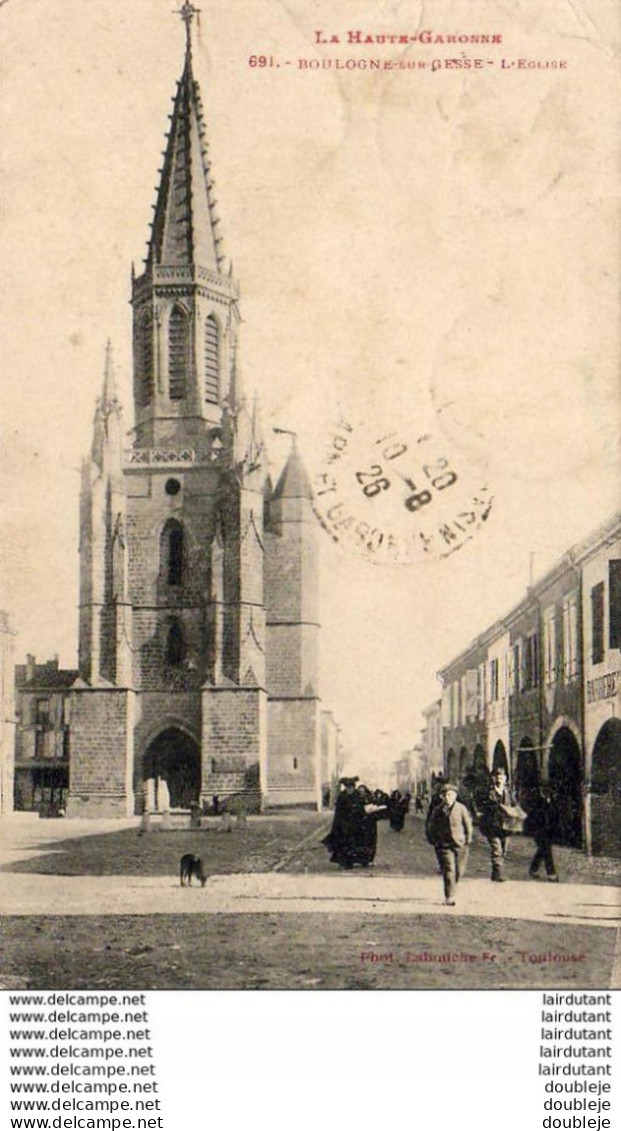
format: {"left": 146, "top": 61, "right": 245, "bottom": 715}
{"left": 590, "top": 718, "right": 621, "bottom": 857}
{"left": 459, "top": 747, "right": 472, "bottom": 776}
{"left": 446, "top": 749, "right": 458, "bottom": 784}
{"left": 515, "top": 738, "right": 539, "bottom": 805}
{"left": 473, "top": 744, "right": 487, "bottom": 776}
{"left": 492, "top": 740, "right": 509, "bottom": 775}
{"left": 548, "top": 726, "right": 582, "bottom": 847}
{"left": 143, "top": 727, "right": 200, "bottom": 810}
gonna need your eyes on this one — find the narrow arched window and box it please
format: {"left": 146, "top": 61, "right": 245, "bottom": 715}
{"left": 161, "top": 520, "right": 184, "bottom": 586}
{"left": 166, "top": 620, "right": 186, "bottom": 666}
{"left": 136, "top": 309, "right": 154, "bottom": 406}
{"left": 168, "top": 306, "right": 189, "bottom": 400}
{"left": 168, "top": 525, "right": 183, "bottom": 586}
{"left": 204, "top": 316, "right": 219, "bottom": 404}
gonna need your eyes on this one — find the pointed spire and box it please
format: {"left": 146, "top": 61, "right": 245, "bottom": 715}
{"left": 92, "top": 341, "right": 122, "bottom": 468}
{"left": 272, "top": 435, "right": 313, "bottom": 501}
{"left": 100, "top": 339, "right": 118, "bottom": 409}
{"left": 147, "top": 6, "right": 223, "bottom": 273}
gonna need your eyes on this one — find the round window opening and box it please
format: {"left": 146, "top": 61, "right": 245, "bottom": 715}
{"left": 165, "top": 478, "right": 181, "bottom": 496}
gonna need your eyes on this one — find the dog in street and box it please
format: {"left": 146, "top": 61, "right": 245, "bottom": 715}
{"left": 179, "top": 853, "right": 207, "bottom": 887}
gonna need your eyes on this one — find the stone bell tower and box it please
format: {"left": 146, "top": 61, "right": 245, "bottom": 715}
{"left": 68, "top": 4, "right": 267, "bottom": 814}
{"left": 65, "top": 4, "right": 321, "bottom": 816}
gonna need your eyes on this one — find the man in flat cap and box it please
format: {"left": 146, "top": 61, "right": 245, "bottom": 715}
{"left": 425, "top": 781, "right": 472, "bottom": 905}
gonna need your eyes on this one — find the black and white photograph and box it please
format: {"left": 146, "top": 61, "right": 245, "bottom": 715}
{"left": 0, "top": 0, "right": 619, "bottom": 992}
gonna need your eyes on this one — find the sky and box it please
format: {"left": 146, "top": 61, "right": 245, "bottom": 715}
{"left": 0, "top": 0, "right": 618, "bottom": 785}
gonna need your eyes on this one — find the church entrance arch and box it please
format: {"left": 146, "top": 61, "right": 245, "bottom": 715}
{"left": 143, "top": 727, "right": 200, "bottom": 810}
{"left": 548, "top": 726, "right": 582, "bottom": 847}
{"left": 590, "top": 719, "right": 621, "bottom": 857}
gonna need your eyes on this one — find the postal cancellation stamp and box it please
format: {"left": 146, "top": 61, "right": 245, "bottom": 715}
{"left": 312, "top": 410, "right": 493, "bottom": 565}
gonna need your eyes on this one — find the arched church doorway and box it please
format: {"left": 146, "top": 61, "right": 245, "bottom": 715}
{"left": 590, "top": 718, "right": 621, "bottom": 857}
{"left": 143, "top": 727, "right": 200, "bottom": 810}
{"left": 548, "top": 726, "right": 582, "bottom": 847}
{"left": 515, "top": 738, "right": 539, "bottom": 805}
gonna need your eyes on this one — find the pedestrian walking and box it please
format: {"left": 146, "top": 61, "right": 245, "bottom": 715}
{"left": 525, "top": 786, "right": 559, "bottom": 882}
{"left": 387, "top": 789, "right": 410, "bottom": 832}
{"left": 425, "top": 781, "right": 472, "bottom": 905}
{"left": 322, "top": 777, "right": 366, "bottom": 869}
{"left": 479, "top": 767, "right": 524, "bottom": 882}
{"left": 322, "top": 778, "right": 388, "bottom": 869}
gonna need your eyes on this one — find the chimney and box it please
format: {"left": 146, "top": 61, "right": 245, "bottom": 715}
{"left": 26, "top": 654, "right": 36, "bottom": 682}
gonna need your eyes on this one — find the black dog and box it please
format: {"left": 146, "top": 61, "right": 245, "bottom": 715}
{"left": 179, "top": 853, "right": 207, "bottom": 887}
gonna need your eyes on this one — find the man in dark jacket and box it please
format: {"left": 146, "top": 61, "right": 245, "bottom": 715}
{"left": 425, "top": 781, "right": 473, "bottom": 905}
{"left": 479, "top": 768, "right": 518, "bottom": 882}
{"left": 526, "top": 786, "right": 559, "bottom": 881}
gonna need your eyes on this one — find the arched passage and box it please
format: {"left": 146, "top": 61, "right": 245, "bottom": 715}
{"left": 492, "top": 740, "right": 509, "bottom": 775}
{"left": 516, "top": 738, "right": 539, "bottom": 805}
{"left": 459, "top": 747, "right": 471, "bottom": 776}
{"left": 446, "top": 748, "right": 458, "bottom": 784}
{"left": 471, "top": 743, "right": 489, "bottom": 807}
{"left": 590, "top": 718, "right": 621, "bottom": 857}
{"left": 548, "top": 726, "right": 583, "bottom": 847}
{"left": 143, "top": 727, "right": 200, "bottom": 810}
{"left": 473, "top": 744, "right": 487, "bottom": 775}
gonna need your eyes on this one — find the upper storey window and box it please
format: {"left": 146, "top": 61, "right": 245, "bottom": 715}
{"left": 610, "top": 561, "right": 621, "bottom": 649}
{"left": 591, "top": 582, "right": 605, "bottom": 665}
{"left": 205, "top": 316, "right": 220, "bottom": 404}
{"left": 168, "top": 306, "right": 189, "bottom": 400}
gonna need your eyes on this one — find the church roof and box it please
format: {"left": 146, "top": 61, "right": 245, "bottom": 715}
{"left": 147, "top": 42, "right": 223, "bottom": 272}
{"left": 272, "top": 441, "right": 314, "bottom": 501}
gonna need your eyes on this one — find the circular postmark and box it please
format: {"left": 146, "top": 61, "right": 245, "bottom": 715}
{"left": 311, "top": 410, "right": 493, "bottom": 565}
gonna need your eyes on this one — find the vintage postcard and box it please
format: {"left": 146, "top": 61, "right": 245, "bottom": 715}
{"left": 0, "top": 0, "right": 619, "bottom": 991}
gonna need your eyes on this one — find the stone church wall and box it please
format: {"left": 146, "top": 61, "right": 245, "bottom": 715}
{"left": 66, "top": 688, "right": 135, "bottom": 817}
{"left": 266, "top": 698, "right": 319, "bottom": 807}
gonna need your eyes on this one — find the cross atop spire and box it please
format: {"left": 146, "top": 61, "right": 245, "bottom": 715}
{"left": 175, "top": 2, "right": 201, "bottom": 55}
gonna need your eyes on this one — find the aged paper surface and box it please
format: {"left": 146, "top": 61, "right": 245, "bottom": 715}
{"left": 0, "top": 0, "right": 619, "bottom": 990}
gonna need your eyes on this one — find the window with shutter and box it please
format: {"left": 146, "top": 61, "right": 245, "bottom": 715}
{"left": 609, "top": 561, "right": 621, "bottom": 650}
{"left": 591, "top": 582, "right": 605, "bottom": 664}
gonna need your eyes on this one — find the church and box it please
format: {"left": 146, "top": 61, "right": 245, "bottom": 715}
{"left": 15, "top": 8, "right": 327, "bottom": 818}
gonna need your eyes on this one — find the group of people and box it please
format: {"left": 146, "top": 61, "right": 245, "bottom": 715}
{"left": 323, "top": 768, "right": 559, "bottom": 906}
{"left": 322, "top": 781, "right": 414, "bottom": 869}
{"left": 426, "top": 767, "right": 559, "bottom": 904}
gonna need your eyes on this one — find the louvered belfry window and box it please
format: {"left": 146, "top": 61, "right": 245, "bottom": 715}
{"left": 137, "top": 309, "right": 154, "bottom": 406}
{"left": 205, "top": 316, "right": 219, "bottom": 404}
{"left": 168, "top": 306, "right": 189, "bottom": 400}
